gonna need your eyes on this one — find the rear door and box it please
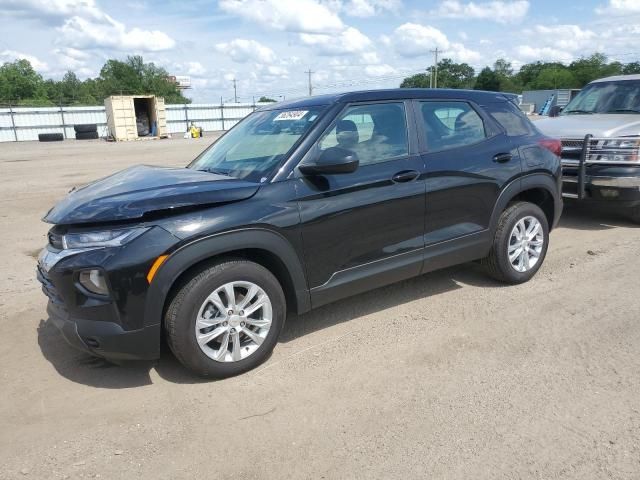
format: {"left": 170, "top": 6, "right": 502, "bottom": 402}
{"left": 415, "top": 100, "right": 520, "bottom": 246}
{"left": 295, "top": 101, "right": 426, "bottom": 306}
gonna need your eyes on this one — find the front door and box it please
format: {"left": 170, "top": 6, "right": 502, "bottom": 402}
{"left": 295, "top": 101, "right": 426, "bottom": 307}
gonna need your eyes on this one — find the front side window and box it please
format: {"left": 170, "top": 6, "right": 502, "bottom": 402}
{"left": 317, "top": 103, "right": 408, "bottom": 166}
{"left": 420, "top": 101, "right": 487, "bottom": 153}
{"left": 189, "top": 106, "right": 325, "bottom": 183}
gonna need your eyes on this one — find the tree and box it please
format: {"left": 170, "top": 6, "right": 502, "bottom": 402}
{"left": 474, "top": 67, "right": 501, "bottom": 91}
{"left": 97, "top": 56, "right": 189, "bottom": 103}
{"left": 516, "top": 61, "right": 565, "bottom": 90}
{"left": 569, "top": 53, "right": 622, "bottom": 87}
{"left": 400, "top": 58, "right": 476, "bottom": 89}
{"left": 258, "top": 96, "right": 277, "bottom": 102}
{"left": 0, "top": 59, "right": 48, "bottom": 104}
{"left": 435, "top": 59, "right": 475, "bottom": 89}
{"left": 400, "top": 73, "right": 430, "bottom": 88}
{"left": 530, "top": 67, "right": 578, "bottom": 89}
{"left": 622, "top": 62, "right": 640, "bottom": 75}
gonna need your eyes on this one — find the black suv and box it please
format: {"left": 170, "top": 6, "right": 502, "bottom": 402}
{"left": 38, "top": 89, "right": 562, "bottom": 378}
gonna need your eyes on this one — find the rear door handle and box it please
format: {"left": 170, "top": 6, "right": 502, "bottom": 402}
{"left": 493, "top": 153, "right": 513, "bottom": 163}
{"left": 392, "top": 170, "right": 420, "bottom": 183}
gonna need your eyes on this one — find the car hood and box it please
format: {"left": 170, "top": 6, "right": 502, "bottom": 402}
{"left": 535, "top": 114, "right": 640, "bottom": 139}
{"left": 44, "top": 165, "right": 260, "bottom": 225}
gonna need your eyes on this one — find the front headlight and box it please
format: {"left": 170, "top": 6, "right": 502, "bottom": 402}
{"left": 63, "top": 227, "right": 149, "bottom": 249}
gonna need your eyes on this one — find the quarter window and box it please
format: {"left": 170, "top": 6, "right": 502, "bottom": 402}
{"left": 318, "top": 103, "right": 408, "bottom": 166}
{"left": 420, "top": 101, "right": 487, "bottom": 153}
{"left": 484, "top": 101, "right": 535, "bottom": 137}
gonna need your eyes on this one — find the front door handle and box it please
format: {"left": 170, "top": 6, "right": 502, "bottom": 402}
{"left": 493, "top": 153, "right": 513, "bottom": 163}
{"left": 392, "top": 170, "right": 420, "bottom": 183}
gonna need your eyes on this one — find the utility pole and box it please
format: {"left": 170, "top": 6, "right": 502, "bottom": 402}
{"left": 305, "top": 69, "right": 314, "bottom": 96}
{"left": 232, "top": 78, "right": 238, "bottom": 103}
{"left": 430, "top": 47, "right": 442, "bottom": 88}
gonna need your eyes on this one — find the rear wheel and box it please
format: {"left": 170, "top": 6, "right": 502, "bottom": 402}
{"left": 165, "top": 259, "right": 286, "bottom": 378}
{"left": 482, "top": 201, "right": 549, "bottom": 284}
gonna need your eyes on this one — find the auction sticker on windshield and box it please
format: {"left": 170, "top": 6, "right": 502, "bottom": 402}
{"left": 274, "top": 110, "right": 308, "bottom": 121}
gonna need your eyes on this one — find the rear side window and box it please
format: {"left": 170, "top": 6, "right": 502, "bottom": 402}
{"left": 484, "top": 101, "right": 536, "bottom": 137}
{"left": 419, "top": 101, "right": 487, "bottom": 153}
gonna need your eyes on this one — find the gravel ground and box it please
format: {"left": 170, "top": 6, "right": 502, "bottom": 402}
{"left": 0, "top": 138, "right": 639, "bottom": 479}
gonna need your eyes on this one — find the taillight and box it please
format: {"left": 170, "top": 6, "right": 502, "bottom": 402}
{"left": 539, "top": 137, "right": 562, "bottom": 157}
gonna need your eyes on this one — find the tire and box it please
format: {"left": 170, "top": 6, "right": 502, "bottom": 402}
{"left": 165, "top": 259, "right": 286, "bottom": 378}
{"left": 629, "top": 205, "right": 640, "bottom": 224}
{"left": 73, "top": 124, "right": 97, "bottom": 133}
{"left": 38, "top": 133, "right": 63, "bottom": 142}
{"left": 482, "top": 201, "right": 549, "bottom": 284}
{"left": 75, "top": 131, "right": 99, "bottom": 140}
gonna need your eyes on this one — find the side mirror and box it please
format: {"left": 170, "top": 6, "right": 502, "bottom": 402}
{"left": 549, "top": 105, "right": 563, "bottom": 117}
{"left": 299, "top": 147, "right": 359, "bottom": 176}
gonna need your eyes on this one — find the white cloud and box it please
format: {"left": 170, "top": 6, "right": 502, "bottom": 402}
{"left": 58, "top": 15, "right": 176, "bottom": 51}
{"left": 364, "top": 63, "right": 396, "bottom": 76}
{"left": 219, "top": 0, "right": 344, "bottom": 33}
{"left": 187, "top": 61, "right": 206, "bottom": 76}
{"left": 215, "top": 38, "right": 277, "bottom": 64}
{"left": 514, "top": 45, "right": 574, "bottom": 64}
{"left": 597, "top": 0, "right": 640, "bottom": 13}
{"left": 514, "top": 24, "right": 598, "bottom": 63}
{"left": 0, "top": 0, "right": 105, "bottom": 22}
{"left": 322, "top": 0, "right": 402, "bottom": 17}
{"left": 0, "top": 49, "right": 49, "bottom": 71}
{"left": 1, "top": 0, "right": 175, "bottom": 52}
{"left": 434, "top": 0, "right": 529, "bottom": 23}
{"left": 300, "top": 27, "right": 372, "bottom": 55}
{"left": 390, "top": 23, "right": 481, "bottom": 62}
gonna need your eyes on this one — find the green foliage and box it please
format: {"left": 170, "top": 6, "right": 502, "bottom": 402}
{"left": 530, "top": 68, "right": 578, "bottom": 89}
{"left": 258, "top": 96, "right": 277, "bottom": 102}
{"left": 400, "top": 73, "right": 430, "bottom": 88}
{"left": 400, "top": 53, "right": 640, "bottom": 95}
{"left": 400, "top": 59, "right": 475, "bottom": 89}
{"left": 474, "top": 67, "right": 501, "bottom": 91}
{"left": 0, "top": 59, "right": 49, "bottom": 105}
{"left": 0, "top": 55, "right": 190, "bottom": 105}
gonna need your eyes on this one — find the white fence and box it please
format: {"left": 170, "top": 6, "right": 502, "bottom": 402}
{"left": 0, "top": 102, "right": 270, "bottom": 142}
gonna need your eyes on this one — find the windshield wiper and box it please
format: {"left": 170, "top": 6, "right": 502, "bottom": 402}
{"left": 563, "top": 109, "right": 594, "bottom": 115}
{"left": 198, "top": 167, "right": 233, "bottom": 177}
{"left": 608, "top": 108, "right": 640, "bottom": 114}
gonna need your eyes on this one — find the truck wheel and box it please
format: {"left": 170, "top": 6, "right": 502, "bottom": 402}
{"left": 482, "top": 202, "right": 549, "bottom": 284}
{"left": 165, "top": 259, "right": 286, "bottom": 378}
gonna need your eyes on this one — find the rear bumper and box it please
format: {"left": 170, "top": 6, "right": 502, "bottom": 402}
{"left": 47, "top": 301, "right": 160, "bottom": 361}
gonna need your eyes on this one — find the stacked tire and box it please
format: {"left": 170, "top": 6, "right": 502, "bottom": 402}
{"left": 38, "top": 133, "right": 64, "bottom": 142}
{"left": 74, "top": 124, "right": 99, "bottom": 140}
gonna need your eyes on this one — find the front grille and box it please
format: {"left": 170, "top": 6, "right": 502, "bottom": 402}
{"left": 48, "top": 231, "right": 64, "bottom": 250}
{"left": 36, "top": 265, "right": 64, "bottom": 305}
{"left": 561, "top": 139, "right": 584, "bottom": 161}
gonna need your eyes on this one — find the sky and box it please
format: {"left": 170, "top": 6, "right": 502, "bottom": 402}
{"left": 1, "top": 0, "right": 640, "bottom": 102}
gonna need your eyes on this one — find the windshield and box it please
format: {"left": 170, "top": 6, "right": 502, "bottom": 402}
{"left": 189, "top": 106, "right": 325, "bottom": 182}
{"left": 562, "top": 80, "right": 640, "bottom": 115}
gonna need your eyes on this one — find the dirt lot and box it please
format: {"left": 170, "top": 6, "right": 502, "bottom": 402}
{"left": 0, "top": 138, "right": 639, "bottom": 479}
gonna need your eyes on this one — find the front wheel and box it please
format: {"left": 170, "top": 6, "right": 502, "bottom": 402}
{"left": 165, "top": 259, "right": 286, "bottom": 378}
{"left": 482, "top": 201, "right": 549, "bottom": 284}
